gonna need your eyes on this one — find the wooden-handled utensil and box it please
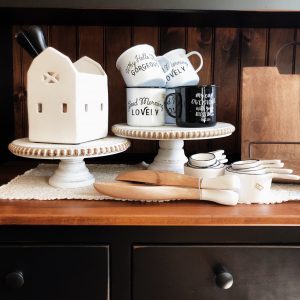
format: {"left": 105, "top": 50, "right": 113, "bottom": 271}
{"left": 94, "top": 182, "right": 239, "bottom": 206}
{"left": 116, "top": 170, "right": 240, "bottom": 190}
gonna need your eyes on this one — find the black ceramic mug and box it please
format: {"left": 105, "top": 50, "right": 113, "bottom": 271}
{"left": 165, "top": 85, "right": 217, "bottom": 127}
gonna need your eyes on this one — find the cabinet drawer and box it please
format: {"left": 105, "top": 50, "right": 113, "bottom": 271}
{"left": 0, "top": 245, "right": 109, "bottom": 300}
{"left": 133, "top": 245, "right": 300, "bottom": 300}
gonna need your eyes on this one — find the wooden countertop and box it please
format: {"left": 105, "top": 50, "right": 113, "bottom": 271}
{"left": 1, "top": 162, "right": 300, "bottom": 226}
{"left": 1, "top": 198, "right": 300, "bottom": 226}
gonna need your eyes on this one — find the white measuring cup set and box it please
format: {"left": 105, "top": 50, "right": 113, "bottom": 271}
{"left": 225, "top": 159, "right": 299, "bottom": 204}
{"left": 184, "top": 150, "right": 228, "bottom": 178}
{"left": 225, "top": 166, "right": 300, "bottom": 204}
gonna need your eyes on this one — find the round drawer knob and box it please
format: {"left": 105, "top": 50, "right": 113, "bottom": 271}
{"left": 5, "top": 271, "right": 24, "bottom": 289}
{"left": 214, "top": 264, "right": 233, "bottom": 289}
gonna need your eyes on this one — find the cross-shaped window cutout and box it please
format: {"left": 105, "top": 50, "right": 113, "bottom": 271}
{"left": 43, "top": 72, "right": 60, "bottom": 83}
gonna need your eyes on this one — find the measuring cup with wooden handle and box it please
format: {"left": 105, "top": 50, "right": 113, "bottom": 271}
{"left": 116, "top": 170, "right": 240, "bottom": 190}
{"left": 94, "top": 182, "right": 239, "bottom": 206}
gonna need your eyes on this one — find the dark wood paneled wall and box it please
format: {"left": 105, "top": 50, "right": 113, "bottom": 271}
{"left": 10, "top": 26, "right": 300, "bottom": 161}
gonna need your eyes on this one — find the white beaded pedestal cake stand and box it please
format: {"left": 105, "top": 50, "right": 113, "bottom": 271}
{"left": 112, "top": 122, "right": 235, "bottom": 173}
{"left": 8, "top": 136, "right": 130, "bottom": 188}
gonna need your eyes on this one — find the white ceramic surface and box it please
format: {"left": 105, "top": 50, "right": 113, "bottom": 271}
{"left": 209, "top": 149, "right": 228, "bottom": 164}
{"left": 200, "top": 174, "right": 240, "bottom": 191}
{"left": 158, "top": 48, "right": 203, "bottom": 88}
{"left": 126, "top": 87, "right": 166, "bottom": 126}
{"left": 189, "top": 153, "right": 217, "bottom": 167}
{"left": 116, "top": 44, "right": 166, "bottom": 87}
{"left": 238, "top": 167, "right": 293, "bottom": 174}
{"left": 232, "top": 159, "right": 283, "bottom": 170}
{"left": 27, "top": 47, "right": 108, "bottom": 144}
{"left": 225, "top": 166, "right": 300, "bottom": 204}
{"left": 112, "top": 122, "right": 235, "bottom": 173}
{"left": 184, "top": 163, "right": 226, "bottom": 178}
{"left": 9, "top": 137, "right": 130, "bottom": 188}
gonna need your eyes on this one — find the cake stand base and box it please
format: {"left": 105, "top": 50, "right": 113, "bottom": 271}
{"left": 49, "top": 159, "right": 95, "bottom": 188}
{"left": 148, "top": 140, "right": 188, "bottom": 173}
{"left": 112, "top": 123, "right": 235, "bottom": 174}
{"left": 8, "top": 137, "right": 130, "bottom": 188}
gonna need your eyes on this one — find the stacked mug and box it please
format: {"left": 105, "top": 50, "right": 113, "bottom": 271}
{"left": 116, "top": 44, "right": 216, "bottom": 127}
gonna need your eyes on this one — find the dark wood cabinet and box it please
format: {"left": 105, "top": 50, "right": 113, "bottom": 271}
{"left": 0, "top": 245, "right": 109, "bottom": 300}
{"left": 1, "top": 3, "right": 300, "bottom": 300}
{"left": 133, "top": 245, "right": 300, "bottom": 300}
{"left": 0, "top": 225, "right": 300, "bottom": 300}
{"left": 0, "top": 165, "right": 300, "bottom": 300}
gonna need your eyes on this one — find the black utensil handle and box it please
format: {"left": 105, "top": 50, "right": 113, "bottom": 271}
{"left": 15, "top": 31, "right": 39, "bottom": 58}
{"left": 25, "top": 25, "right": 48, "bottom": 52}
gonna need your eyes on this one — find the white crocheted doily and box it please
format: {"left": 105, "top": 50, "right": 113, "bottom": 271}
{"left": 0, "top": 163, "right": 146, "bottom": 200}
{"left": 260, "top": 183, "right": 300, "bottom": 204}
{"left": 0, "top": 163, "right": 300, "bottom": 204}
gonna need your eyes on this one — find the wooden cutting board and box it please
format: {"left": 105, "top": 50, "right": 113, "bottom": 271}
{"left": 241, "top": 66, "right": 300, "bottom": 180}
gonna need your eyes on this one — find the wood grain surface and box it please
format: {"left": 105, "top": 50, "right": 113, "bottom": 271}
{"left": 241, "top": 66, "right": 300, "bottom": 178}
{"left": 105, "top": 26, "right": 131, "bottom": 133}
{"left": 8, "top": 25, "right": 300, "bottom": 160}
{"left": 0, "top": 198, "right": 300, "bottom": 226}
{"left": 268, "top": 28, "right": 295, "bottom": 73}
{"left": 78, "top": 26, "right": 104, "bottom": 65}
{"left": 0, "top": 163, "right": 300, "bottom": 226}
{"left": 210, "top": 28, "right": 239, "bottom": 155}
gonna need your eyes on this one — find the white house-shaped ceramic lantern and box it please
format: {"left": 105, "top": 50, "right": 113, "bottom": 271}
{"left": 27, "top": 47, "right": 108, "bottom": 144}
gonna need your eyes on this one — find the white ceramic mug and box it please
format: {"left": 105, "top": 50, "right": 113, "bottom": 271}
{"left": 158, "top": 49, "right": 203, "bottom": 88}
{"left": 126, "top": 87, "right": 166, "bottom": 126}
{"left": 116, "top": 44, "right": 167, "bottom": 87}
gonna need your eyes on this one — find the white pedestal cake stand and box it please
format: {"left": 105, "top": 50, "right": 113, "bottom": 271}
{"left": 112, "top": 122, "right": 235, "bottom": 173}
{"left": 8, "top": 136, "right": 130, "bottom": 188}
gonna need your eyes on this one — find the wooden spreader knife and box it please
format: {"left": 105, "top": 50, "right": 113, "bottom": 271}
{"left": 116, "top": 170, "right": 240, "bottom": 190}
{"left": 94, "top": 182, "right": 239, "bottom": 206}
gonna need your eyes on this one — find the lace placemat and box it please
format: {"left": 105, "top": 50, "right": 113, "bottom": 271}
{"left": 0, "top": 163, "right": 300, "bottom": 203}
{"left": 263, "top": 183, "right": 300, "bottom": 204}
{"left": 0, "top": 163, "right": 146, "bottom": 200}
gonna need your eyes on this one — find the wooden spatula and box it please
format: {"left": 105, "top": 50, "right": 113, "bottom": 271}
{"left": 116, "top": 170, "right": 240, "bottom": 190}
{"left": 94, "top": 182, "right": 238, "bottom": 206}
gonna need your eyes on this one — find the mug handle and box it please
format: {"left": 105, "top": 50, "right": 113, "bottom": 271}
{"left": 186, "top": 51, "right": 203, "bottom": 73}
{"left": 164, "top": 93, "right": 181, "bottom": 118}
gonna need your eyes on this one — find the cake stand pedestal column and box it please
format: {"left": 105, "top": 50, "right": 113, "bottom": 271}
{"left": 48, "top": 158, "right": 95, "bottom": 188}
{"left": 9, "top": 136, "right": 130, "bottom": 188}
{"left": 112, "top": 122, "right": 235, "bottom": 173}
{"left": 149, "top": 140, "right": 187, "bottom": 173}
